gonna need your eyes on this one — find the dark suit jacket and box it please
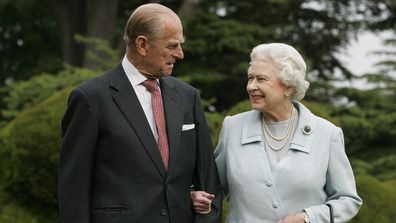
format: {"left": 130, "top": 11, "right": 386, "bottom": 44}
{"left": 59, "top": 64, "right": 222, "bottom": 223}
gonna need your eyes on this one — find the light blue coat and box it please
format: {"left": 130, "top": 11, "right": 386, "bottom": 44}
{"left": 215, "top": 102, "right": 362, "bottom": 223}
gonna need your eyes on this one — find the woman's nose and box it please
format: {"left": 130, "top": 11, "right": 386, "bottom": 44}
{"left": 247, "top": 81, "right": 258, "bottom": 92}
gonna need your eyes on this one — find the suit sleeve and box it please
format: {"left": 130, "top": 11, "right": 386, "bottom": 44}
{"left": 192, "top": 89, "right": 223, "bottom": 223}
{"left": 59, "top": 88, "right": 98, "bottom": 223}
{"left": 304, "top": 127, "right": 362, "bottom": 222}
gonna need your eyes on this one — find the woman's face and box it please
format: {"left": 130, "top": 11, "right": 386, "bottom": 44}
{"left": 246, "top": 60, "right": 290, "bottom": 113}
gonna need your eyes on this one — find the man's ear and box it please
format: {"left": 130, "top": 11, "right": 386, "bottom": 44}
{"left": 135, "top": 35, "right": 148, "bottom": 56}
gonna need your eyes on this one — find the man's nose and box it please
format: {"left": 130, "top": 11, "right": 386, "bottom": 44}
{"left": 175, "top": 45, "right": 184, "bottom": 59}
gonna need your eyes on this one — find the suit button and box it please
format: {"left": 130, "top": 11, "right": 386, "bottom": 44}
{"left": 265, "top": 180, "right": 272, "bottom": 187}
{"left": 160, "top": 209, "right": 167, "bottom": 216}
{"left": 272, "top": 202, "right": 278, "bottom": 208}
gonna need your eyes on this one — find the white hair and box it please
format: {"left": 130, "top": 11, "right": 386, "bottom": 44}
{"left": 250, "top": 43, "right": 310, "bottom": 101}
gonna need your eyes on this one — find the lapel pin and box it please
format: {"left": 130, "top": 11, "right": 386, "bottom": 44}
{"left": 302, "top": 125, "right": 312, "bottom": 135}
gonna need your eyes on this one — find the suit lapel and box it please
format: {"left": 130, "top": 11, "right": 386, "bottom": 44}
{"left": 109, "top": 65, "right": 166, "bottom": 178}
{"left": 160, "top": 78, "right": 183, "bottom": 174}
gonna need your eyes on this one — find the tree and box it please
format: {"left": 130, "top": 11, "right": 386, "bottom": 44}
{"left": 330, "top": 34, "right": 396, "bottom": 156}
{"left": 0, "top": 0, "right": 62, "bottom": 85}
{"left": 52, "top": 0, "right": 119, "bottom": 68}
{"left": 174, "top": 0, "right": 376, "bottom": 110}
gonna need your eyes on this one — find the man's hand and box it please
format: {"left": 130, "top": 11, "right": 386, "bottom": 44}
{"left": 190, "top": 191, "right": 215, "bottom": 214}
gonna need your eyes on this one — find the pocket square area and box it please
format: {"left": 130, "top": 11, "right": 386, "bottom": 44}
{"left": 182, "top": 124, "right": 195, "bottom": 131}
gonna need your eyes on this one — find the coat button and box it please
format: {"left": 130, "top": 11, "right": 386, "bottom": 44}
{"left": 302, "top": 125, "right": 312, "bottom": 135}
{"left": 272, "top": 202, "right": 278, "bottom": 208}
{"left": 160, "top": 209, "right": 167, "bottom": 216}
{"left": 265, "top": 180, "right": 272, "bottom": 187}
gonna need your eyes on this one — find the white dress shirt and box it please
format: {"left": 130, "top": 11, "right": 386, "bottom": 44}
{"left": 121, "top": 55, "right": 160, "bottom": 141}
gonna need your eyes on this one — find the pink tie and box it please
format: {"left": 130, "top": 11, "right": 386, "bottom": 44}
{"left": 142, "top": 79, "right": 169, "bottom": 170}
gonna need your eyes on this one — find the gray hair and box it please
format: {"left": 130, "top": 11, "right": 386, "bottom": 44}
{"left": 123, "top": 4, "right": 178, "bottom": 49}
{"left": 250, "top": 43, "right": 310, "bottom": 101}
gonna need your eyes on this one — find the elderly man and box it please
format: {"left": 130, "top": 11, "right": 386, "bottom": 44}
{"left": 59, "top": 3, "right": 222, "bottom": 223}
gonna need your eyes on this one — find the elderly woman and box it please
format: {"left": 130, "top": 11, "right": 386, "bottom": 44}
{"left": 191, "top": 43, "right": 362, "bottom": 223}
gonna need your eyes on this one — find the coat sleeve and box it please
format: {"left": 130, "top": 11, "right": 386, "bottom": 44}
{"left": 192, "top": 89, "right": 223, "bottom": 223}
{"left": 214, "top": 116, "right": 230, "bottom": 198}
{"left": 304, "top": 127, "right": 362, "bottom": 223}
{"left": 59, "top": 88, "right": 98, "bottom": 223}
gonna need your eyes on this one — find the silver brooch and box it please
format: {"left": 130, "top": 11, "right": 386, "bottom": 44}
{"left": 302, "top": 125, "right": 312, "bottom": 135}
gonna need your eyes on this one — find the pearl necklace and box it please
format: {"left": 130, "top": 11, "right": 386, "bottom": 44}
{"left": 261, "top": 107, "right": 296, "bottom": 151}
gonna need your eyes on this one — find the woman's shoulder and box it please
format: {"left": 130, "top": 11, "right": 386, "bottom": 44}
{"left": 297, "top": 102, "right": 340, "bottom": 132}
{"left": 224, "top": 110, "right": 258, "bottom": 125}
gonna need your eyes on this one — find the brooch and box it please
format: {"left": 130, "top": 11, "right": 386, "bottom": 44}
{"left": 302, "top": 125, "right": 312, "bottom": 135}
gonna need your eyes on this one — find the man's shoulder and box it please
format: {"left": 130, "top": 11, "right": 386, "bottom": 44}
{"left": 78, "top": 64, "right": 122, "bottom": 91}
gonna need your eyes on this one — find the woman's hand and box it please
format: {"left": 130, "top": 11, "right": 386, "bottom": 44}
{"left": 190, "top": 191, "right": 215, "bottom": 214}
{"left": 277, "top": 212, "right": 307, "bottom": 223}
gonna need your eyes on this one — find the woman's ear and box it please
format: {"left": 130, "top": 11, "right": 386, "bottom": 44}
{"left": 285, "top": 85, "right": 294, "bottom": 97}
{"left": 135, "top": 35, "right": 148, "bottom": 56}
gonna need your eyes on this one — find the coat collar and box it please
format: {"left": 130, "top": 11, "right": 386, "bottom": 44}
{"left": 241, "top": 102, "right": 316, "bottom": 153}
{"left": 109, "top": 64, "right": 183, "bottom": 178}
{"left": 159, "top": 77, "right": 183, "bottom": 175}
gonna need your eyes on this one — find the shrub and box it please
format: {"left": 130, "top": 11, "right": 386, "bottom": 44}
{"left": 0, "top": 200, "right": 59, "bottom": 223}
{"left": 350, "top": 175, "right": 396, "bottom": 223}
{"left": 0, "top": 87, "right": 73, "bottom": 220}
{"left": 0, "top": 202, "right": 39, "bottom": 223}
{"left": 0, "top": 67, "right": 95, "bottom": 125}
{"left": 205, "top": 111, "right": 225, "bottom": 146}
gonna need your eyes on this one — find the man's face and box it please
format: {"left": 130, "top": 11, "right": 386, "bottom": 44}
{"left": 143, "top": 16, "right": 184, "bottom": 78}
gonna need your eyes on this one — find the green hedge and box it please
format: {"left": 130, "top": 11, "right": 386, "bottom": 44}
{"left": 1, "top": 67, "right": 95, "bottom": 126}
{"left": 0, "top": 87, "right": 73, "bottom": 222}
{"left": 350, "top": 175, "right": 396, "bottom": 223}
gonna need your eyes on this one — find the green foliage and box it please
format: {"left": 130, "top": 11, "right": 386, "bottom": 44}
{"left": 351, "top": 156, "right": 396, "bottom": 181}
{"left": 205, "top": 111, "right": 225, "bottom": 147}
{"left": 350, "top": 175, "right": 396, "bottom": 223}
{"left": 227, "top": 100, "right": 251, "bottom": 116}
{"left": 301, "top": 101, "right": 340, "bottom": 125}
{"left": 366, "top": 1, "right": 396, "bottom": 31}
{"left": 350, "top": 159, "right": 372, "bottom": 176}
{"left": 0, "top": 0, "right": 62, "bottom": 85}
{"left": 0, "top": 67, "right": 96, "bottom": 126}
{"left": 0, "top": 202, "right": 39, "bottom": 223}
{"left": 369, "top": 155, "right": 396, "bottom": 180}
{"left": 179, "top": 0, "right": 366, "bottom": 110}
{"left": 177, "top": 12, "right": 264, "bottom": 110}
{"left": 222, "top": 200, "right": 229, "bottom": 223}
{"left": 0, "top": 197, "right": 59, "bottom": 223}
{"left": 337, "top": 114, "right": 376, "bottom": 153}
{"left": 332, "top": 82, "right": 396, "bottom": 155}
{"left": 0, "top": 87, "right": 72, "bottom": 214}
{"left": 74, "top": 34, "right": 121, "bottom": 71}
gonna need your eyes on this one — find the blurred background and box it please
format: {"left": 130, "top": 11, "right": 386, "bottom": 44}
{"left": 0, "top": 0, "right": 395, "bottom": 222}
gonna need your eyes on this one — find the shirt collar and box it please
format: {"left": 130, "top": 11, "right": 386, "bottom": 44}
{"left": 122, "top": 55, "right": 159, "bottom": 87}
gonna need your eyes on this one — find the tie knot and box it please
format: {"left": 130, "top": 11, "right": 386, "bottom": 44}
{"left": 142, "top": 79, "right": 159, "bottom": 93}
